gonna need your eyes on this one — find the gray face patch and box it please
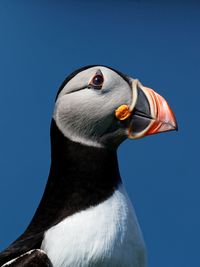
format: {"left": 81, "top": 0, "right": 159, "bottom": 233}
{"left": 53, "top": 66, "right": 133, "bottom": 148}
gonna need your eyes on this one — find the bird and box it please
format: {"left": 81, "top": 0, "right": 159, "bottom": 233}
{"left": 0, "top": 65, "right": 177, "bottom": 267}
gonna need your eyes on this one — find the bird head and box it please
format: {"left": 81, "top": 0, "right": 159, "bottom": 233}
{"left": 53, "top": 65, "right": 177, "bottom": 148}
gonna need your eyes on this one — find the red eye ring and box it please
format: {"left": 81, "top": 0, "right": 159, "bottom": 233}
{"left": 89, "top": 70, "right": 104, "bottom": 89}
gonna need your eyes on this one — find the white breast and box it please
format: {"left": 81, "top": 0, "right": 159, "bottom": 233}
{"left": 41, "top": 185, "right": 146, "bottom": 267}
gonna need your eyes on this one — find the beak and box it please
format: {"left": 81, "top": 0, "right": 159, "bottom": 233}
{"left": 128, "top": 80, "right": 178, "bottom": 139}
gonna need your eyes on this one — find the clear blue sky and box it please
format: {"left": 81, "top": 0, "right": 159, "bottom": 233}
{"left": 0, "top": 1, "right": 199, "bottom": 266}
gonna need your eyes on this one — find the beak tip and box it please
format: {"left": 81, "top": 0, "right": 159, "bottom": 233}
{"left": 172, "top": 116, "right": 178, "bottom": 132}
{"left": 165, "top": 120, "right": 178, "bottom": 133}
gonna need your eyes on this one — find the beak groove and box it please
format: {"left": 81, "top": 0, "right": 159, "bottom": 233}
{"left": 144, "top": 87, "right": 178, "bottom": 135}
{"left": 128, "top": 80, "right": 178, "bottom": 139}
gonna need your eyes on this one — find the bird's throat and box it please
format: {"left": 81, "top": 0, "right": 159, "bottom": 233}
{"left": 30, "top": 120, "right": 121, "bottom": 232}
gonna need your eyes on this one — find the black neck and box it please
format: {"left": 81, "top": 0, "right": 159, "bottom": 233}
{"left": 28, "top": 120, "right": 121, "bottom": 232}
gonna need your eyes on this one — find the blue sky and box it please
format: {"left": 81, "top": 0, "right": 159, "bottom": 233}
{"left": 0, "top": 1, "right": 199, "bottom": 266}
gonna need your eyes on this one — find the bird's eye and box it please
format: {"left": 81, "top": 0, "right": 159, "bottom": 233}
{"left": 89, "top": 70, "right": 104, "bottom": 89}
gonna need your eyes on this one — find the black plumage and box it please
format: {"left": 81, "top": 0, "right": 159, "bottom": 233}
{"left": 2, "top": 250, "right": 52, "bottom": 267}
{"left": 0, "top": 120, "right": 121, "bottom": 266}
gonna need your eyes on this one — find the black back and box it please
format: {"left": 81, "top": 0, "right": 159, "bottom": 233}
{"left": 3, "top": 249, "right": 52, "bottom": 267}
{"left": 0, "top": 120, "right": 121, "bottom": 265}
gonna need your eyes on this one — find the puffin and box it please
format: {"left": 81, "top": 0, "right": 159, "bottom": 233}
{"left": 0, "top": 65, "right": 177, "bottom": 267}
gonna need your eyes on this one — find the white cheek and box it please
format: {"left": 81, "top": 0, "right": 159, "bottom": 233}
{"left": 54, "top": 67, "right": 132, "bottom": 147}
{"left": 54, "top": 90, "right": 108, "bottom": 147}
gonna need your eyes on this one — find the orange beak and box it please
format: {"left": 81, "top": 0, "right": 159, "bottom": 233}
{"left": 128, "top": 80, "right": 178, "bottom": 139}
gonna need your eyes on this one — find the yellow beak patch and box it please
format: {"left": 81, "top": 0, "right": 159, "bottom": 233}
{"left": 115, "top": 105, "right": 131, "bottom": 121}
